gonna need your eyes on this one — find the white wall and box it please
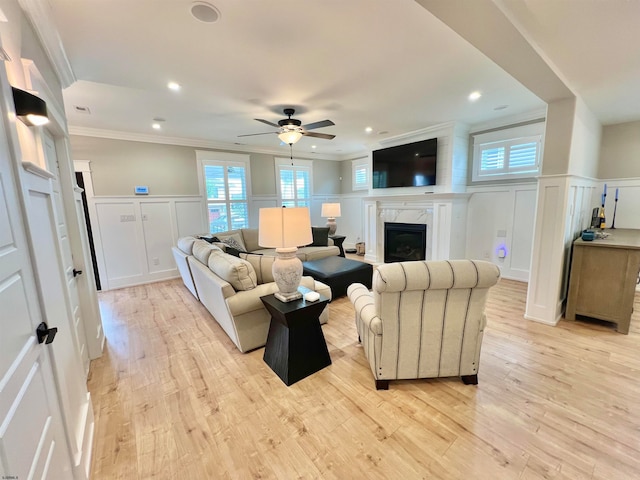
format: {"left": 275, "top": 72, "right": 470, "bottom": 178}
{"left": 590, "top": 178, "right": 640, "bottom": 229}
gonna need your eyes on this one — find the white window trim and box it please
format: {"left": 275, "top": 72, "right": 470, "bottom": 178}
{"left": 352, "top": 158, "right": 369, "bottom": 191}
{"left": 274, "top": 157, "right": 313, "bottom": 206}
{"left": 196, "top": 151, "right": 252, "bottom": 231}
{"left": 472, "top": 122, "right": 545, "bottom": 182}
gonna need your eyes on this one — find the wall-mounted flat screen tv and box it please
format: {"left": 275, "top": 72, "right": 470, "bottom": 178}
{"left": 372, "top": 137, "right": 437, "bottom": 188}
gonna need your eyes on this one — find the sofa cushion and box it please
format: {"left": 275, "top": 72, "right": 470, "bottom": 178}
{"left": 192, "top": 240, "right": 223, "bottom": 265}
{"left": 177, "top": 236, "right": 196, "bottom": 255}
{"left": 301, "top": 245, "right": 341, "bottom": 261}
{"left": 208, "top": 249, "right": 257, "bottom": 291}
{"left": 240, "top": 253, "right": 276, "bottom": 284}
{"left": 310, "top": 226, "right": 330, "bottom": 246}
{"left": 241, "top": 228, "right": 260, "bottom": 252}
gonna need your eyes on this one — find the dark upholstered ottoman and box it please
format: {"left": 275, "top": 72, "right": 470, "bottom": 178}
{"left": 303, "top": 256, "right": 373, "bottom": 299}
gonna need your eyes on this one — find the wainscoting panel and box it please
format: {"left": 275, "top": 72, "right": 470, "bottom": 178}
{"left": 338, "top": 194, "right": 365, "bottom": 249}
{"left": 140, "top": 202, "right": 174, "bottom": 275}
{"left": 510, "top": 189, "right": 537, "bottom": 278}
{"left": 95, "top": 202, "right": 144, "bottom": 285}
{"left": 89, "top": 196, "right": 203, "bottom": 290}
{"left": 465, "top": 184, "right": 537, "bottom": 281}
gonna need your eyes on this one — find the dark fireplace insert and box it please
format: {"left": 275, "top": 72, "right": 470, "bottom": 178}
{"left": 384, "top": 222, "right": 427, "bottom": 263}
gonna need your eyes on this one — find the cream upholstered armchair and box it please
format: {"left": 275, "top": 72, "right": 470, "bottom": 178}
{"left": 347, "top": 259, "right": 500, "bottom": 390}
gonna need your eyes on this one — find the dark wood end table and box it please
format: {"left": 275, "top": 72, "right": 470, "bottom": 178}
{"left": 260, "top": 286, "right": 331, "bottom": 386}
{"left": 329, "top": 235, "right": 346, "bottom": 257}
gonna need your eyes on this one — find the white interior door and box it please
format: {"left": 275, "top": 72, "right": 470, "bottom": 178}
{"left": 42, "top": 131, "right": 90, "bottom": 376}
{"left": 21, "top": 166, "right": 93, "bottom": 479}
{"left": 0, "top": 110, "right": 72, "bottom": 478}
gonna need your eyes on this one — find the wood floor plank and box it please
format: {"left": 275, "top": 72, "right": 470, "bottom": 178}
{"left": 88, "top": 278, "right": 640, "bottom": 479}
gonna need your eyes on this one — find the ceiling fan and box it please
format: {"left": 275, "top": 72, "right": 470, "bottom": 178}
{"left": 238, "top": 108, "right": 335, "bottom": 144}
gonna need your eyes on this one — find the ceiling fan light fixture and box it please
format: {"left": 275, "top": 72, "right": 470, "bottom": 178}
{"left": 278, "top": 130, "right": 302, "bottom": 145}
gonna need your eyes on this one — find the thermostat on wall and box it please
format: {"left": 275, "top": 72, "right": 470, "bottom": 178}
{"left": 134, "top": 186, "right": 149, "bottom": 195}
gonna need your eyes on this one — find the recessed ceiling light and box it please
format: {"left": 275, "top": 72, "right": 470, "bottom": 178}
{"left": 468, "top": 91, "right": 482, "bottom": 101}
{"left": 167, "top": 82, "right": 181, "bottom": 91}
{"left": 190, "top": 2, "right": 220, "bottom": 23}
{"left": 365, "top": 127, "right": 373, "bottom": 133}
{"left": 152, "top": 123, "right": 161, "bottom": 130}
{"left": 311, "top": 145, "right": 317, "bottom": 149}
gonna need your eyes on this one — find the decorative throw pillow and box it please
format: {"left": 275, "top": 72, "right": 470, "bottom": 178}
{"left": 311, "top": 226, "right": 330, "bottom": 247}
{"left": 240, "top": 253, "right": 276, "bottom": 284}
{"left": 217, "top": 232, "right": 247, "bottom": 252}
{"left": 199, "top": 235, "right": 221, "bottom": 244}
{"left": 225, "top": 246, "right": 245, "bottom": 257}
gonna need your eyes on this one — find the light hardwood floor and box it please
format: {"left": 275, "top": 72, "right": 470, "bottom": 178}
{"left": 88, "top": 278, "right": 640, "bottom": 479}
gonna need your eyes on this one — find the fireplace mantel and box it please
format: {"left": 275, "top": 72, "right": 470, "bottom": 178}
{"left": 362, "top": 194, "right": 469, "bottom": 264}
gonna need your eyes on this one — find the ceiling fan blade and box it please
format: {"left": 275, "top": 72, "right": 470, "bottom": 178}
{"left": 237, "top": 131, "right": 277, "bottom": 137}
{"left": 302, "top": 131, "right": 336, "bottom": 140}
{"left": 254, "top": 118, "right": 280, "bottom": 128}
{"left": 302, "top": 119, "right": 335, "bottom": 130}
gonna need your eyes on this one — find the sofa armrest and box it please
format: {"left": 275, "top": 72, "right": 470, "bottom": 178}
{"left": 226, "top": 282, "right": 280, "bottom": 316}
{"left": 347, "top": 283, "right": 382, "bottom": 335}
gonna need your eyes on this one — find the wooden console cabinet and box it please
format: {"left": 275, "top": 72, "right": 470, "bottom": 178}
{"left": 566, "top": 229, "right": 640, "bottom": 334}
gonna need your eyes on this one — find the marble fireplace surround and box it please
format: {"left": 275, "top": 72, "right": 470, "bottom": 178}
{"left": 363, "top": 194, "right": 470, "bottom": 264}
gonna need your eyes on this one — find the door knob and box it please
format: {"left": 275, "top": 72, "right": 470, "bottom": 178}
{"left": 73, "top": 268, "right": 83, "bottom": 277}
{"left": 36, "top": 322, "right": 58, "bottom": 344}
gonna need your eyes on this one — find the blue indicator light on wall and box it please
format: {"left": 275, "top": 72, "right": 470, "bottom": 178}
{"left": 135, "top": 186, "right": 149, "bottom": 195}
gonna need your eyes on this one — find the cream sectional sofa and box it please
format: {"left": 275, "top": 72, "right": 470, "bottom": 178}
{"left": 206, "top": 228, "right": 340, "bottom": 260}
{"left": 172, "top": 236, "right": 332, "bottom": 353}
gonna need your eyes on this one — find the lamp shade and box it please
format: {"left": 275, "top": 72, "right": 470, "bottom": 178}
{"left": 321, "top": 203, "right": 341, "bottom": 218}
{"left": 259, "top": 207, "right": 312, "bottom": 248}
{"left": 11, "top": 87, "right": 49, "bottom": 126}
{"left": 277, "top": 130, "right": 303, "bottom": 145}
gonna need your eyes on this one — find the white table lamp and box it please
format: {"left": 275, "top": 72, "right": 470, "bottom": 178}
{"left": 321, "top": 203, "right": 341, "bottom": 235}
{"left": 259, "top": 207, "right": 312, "bottom": 302}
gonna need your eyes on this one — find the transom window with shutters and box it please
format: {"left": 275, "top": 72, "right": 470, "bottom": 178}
{"left": 275, "top": 158, "right": 312, "bottom": 207}
{"left": 352, "top": 158, "right": 369, "bottom": 191}
{"left": 472, "top": 122, "right": 545, "bottom": 182}
{"left": 197, "top": 152, "right": 251, "bottom": 233}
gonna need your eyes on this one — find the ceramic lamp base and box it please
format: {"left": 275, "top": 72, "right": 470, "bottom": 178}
{"left": 326, "top": 217, "right": 337, "bottom": 235}
{"left": 273, "top": 247, "right": 303, "bottom": 302}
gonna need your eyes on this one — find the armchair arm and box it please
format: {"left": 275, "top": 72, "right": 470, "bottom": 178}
{"left": 347, "top": 283, "right": 382, "bottom": 335}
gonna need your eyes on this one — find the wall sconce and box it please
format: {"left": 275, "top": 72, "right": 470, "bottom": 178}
{"left": 12, "top": 87, "right": 49, "bottom": 126}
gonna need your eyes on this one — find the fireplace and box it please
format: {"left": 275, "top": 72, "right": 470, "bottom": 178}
{"left": 384, "top": 222, "right": 427, "bottom": 263}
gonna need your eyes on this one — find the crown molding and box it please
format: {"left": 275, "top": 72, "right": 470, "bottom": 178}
{"left": 18, "top": 0, "right": 76, "bottom": 88}
{"left": 469, "top": 108, "right": 547, "bottom": 134}
{"left": 376, "top": 122, "right": 456, "bottom": 148}
{"left": 67, "top": 126, "right": 354, "bottom": 161}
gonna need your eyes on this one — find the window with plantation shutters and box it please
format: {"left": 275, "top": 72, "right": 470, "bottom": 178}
{"left": 472, "top": 122, "right": 544, "bottom": 181}
{"left": 352, "top": 159, "right": 369, "bottom": 191}
{"left": 275, "top": 158, "right": 312, "bottom": 208}
{"left": 197, "top": 152, "right": 251, "bottom": 233}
